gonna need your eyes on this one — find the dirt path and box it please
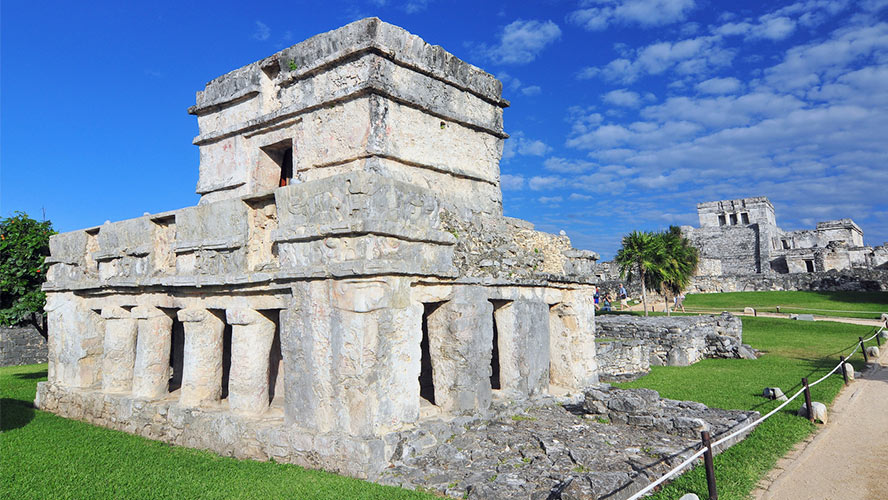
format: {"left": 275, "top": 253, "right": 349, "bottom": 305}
{"left": 753, "top": 346, "right": 888, "bottom": 500}
{"left": 623, "top": 301, "right": 886, "bottom": 328}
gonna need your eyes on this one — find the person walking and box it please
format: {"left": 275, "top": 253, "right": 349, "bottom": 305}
{"left": 593, "top": 286, "right": 601, "bottom": 311}
{"left": 675, "top": 292, "right": 686, "bottom": 312}
{"left": 618, "top": 283, "right": 628, "bottom": 311}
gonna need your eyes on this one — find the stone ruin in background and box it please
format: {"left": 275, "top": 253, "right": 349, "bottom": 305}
{"left": 35, "top": 18, "right": 603, "bottom": 478}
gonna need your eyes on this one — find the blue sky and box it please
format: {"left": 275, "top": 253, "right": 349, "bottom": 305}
{"left": 2, "top": 0, "right": 887, "bottom": 259}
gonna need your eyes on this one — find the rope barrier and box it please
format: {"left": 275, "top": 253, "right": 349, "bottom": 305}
{"left": 625, "top": 325, "right": 884, "bottom": 500}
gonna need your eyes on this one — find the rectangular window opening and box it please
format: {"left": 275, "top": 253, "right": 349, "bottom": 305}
{"left": 718, "top": 215, "right": 726, "bottom": 226}
{"left": 730, "top": 213, "right": 738, "bottom": 225}
{"left": 782, "top": 240, "right": 791, "bottom": 250}
{"left": 419, "top": 302, "right": 443, "bottom": 406}
{"left": 741, "top": 213, "right": 750, "bottom": 224}
{"left": 805, "top": 259, "right": 815, "bottom": 273}
{"left": 260, "top": 140, "right": 294, "bottom": 188}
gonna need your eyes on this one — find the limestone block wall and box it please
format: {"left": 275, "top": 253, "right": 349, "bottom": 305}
{"left": 684, "top": 225, "right": 761, "bottom": 275}
{"left": 595, "top": 339, "right": 649, "bottom": 382}
{"left": 0, "top": 323, "right": 48, "bottom": 367}
{"left": 187, "top": 18, "right": 508, "bottom": 216}
{"left": 595, "top": 313, "right": 743, "bottom": 368}
{"left": 689, "top": 268, "right": 888, "bottom": 293}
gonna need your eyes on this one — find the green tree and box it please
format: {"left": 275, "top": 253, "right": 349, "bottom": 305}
{"left": 614, "top": 230, "right": 665, "bottom": 316}
{"left": 0, "top": 212, "right": 55, "bottom": 335}
{"left": 657, "top": 226, "right": 699, "bottom": 316}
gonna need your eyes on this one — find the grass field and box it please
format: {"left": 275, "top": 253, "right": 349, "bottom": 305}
{"left": 683, "top": 290, "right": 888, "bottom": 319}
{"left": 616, "top": 317, "right": 881, "bottom": 500}
{"left": 0, "top": 364, "right": 432, "bottom": 500}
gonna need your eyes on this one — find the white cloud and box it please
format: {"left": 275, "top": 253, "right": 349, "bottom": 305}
{"left": 569, "top": 193, "right": 595, "bottom": 200}
{"left": 252, "top": 21, "right": 270, "bottom": 41}
{"left": 589, "top": 35, "right": 734, "bottom": 83}
{"left": 602, "top": 89, "right": 642, "bottom": 107}
{"left": 503, "top": 131, "right": 551, "bottom": 159}
{"left": 521, "top": 85, "right": 542, "bottom": 96}
{"left": 529, "top": 175, "right": 567, "bottom": 190}
{"left": 695, "top": 76, "right": 742, "bottom": 94}
{"left": 569, "top": 0, "right": 696, "bottom": 31}
{"left": 544, "top": 157, "right": 597, "bottom": 173}
{"left": 538, "top": 196, "right": 564, "bottom": 204}
{"left": 474, "top": 19, "right": 561, "bottom": 65}
{"left": 500, "top": 174, "right": 525, "bottom": 190}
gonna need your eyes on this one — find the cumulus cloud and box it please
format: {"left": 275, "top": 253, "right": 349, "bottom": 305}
{"left": 503, "top": 131, "right": 552, "bottom": 160}
{"left": 602, "top": 89, "right": 642, "bottom": 107}
{"left": 521, "top": 85, "right": 542, "bottom": 96}
{"left": 474, "top": 19, "right": 561, "bottom": 65}
{"left": 569, "top": 0, "right": 697, "bottom": 31}
{"left": 538, "top": 196, "right": 564, "bottom": 204}
{"left": 584, "top": 35, "right": 734, "bottom": 83}
{"left": 544, "top": 157, "right": 597, "bottom": 173}
{"left": 695, "top": 76, "right": 743, "bottom": 94}
{"left": 500, "top": 174, "right": 525, "bottom": 190}
{"left": 529, "top": 175, "right": 567, "bottom": 191}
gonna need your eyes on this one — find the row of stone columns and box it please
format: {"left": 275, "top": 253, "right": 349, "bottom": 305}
{"left": 99, "top": 306, "right": 278, "bottom": 415}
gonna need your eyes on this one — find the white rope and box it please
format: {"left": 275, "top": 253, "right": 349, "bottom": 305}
{"left": 624, "top": 325, "right": 885, "bottom": 499}
{"left": 626, "top": 448, "right": 707, "bottom": 500}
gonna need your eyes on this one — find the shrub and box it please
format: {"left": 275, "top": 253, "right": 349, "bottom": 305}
{"left": 0, "top": 212, "right": 54, "bottom": 328}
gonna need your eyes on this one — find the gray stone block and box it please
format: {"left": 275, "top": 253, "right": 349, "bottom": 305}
{"left": 798, "top": 402, "right": 828, "bottom": 424}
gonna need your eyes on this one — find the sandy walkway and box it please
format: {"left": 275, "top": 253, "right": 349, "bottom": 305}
{"left": 753, "top": 346, "right": 888, "bottom": 500}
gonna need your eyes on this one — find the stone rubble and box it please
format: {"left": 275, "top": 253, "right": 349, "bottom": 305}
{"left": 379, "top": 387, "right": 758, "bottom": 499}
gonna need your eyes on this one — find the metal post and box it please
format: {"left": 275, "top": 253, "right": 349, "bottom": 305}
{"left": 860, "top": 337, "right": 869, "bottom": 363}
{"left": 802, "top": 377, "right": 813, "bottom": 423}
{"left": 840, "top": 356, "right": 849, "bottom": 385}
{"left": 701, "top": 430, "right": 717, "bottom": 500}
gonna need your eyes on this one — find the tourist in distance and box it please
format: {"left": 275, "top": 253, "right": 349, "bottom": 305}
{"left": 675, "top": 292, "right": 686, "bottom": 312}
{"left": 593, "top": 286, "right": 601, "bottom": 310}
{"left": 601, "top": 294, "right": 612, "bottom": 312}
{"left": 618, "top": 283, "right": 628, "bottom": 310}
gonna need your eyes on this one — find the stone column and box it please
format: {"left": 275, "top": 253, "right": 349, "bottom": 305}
{"left": 131, "top": 306, "right": 173, "bottom": 399}
{"left": 44, "top": 292, "right": 104, "bottom": 388}
{"left": 226, "top": 308, "right": 275, "bottom": 414}
{"left": 549, "top": 289, "right": 599, "bottom": 390}
{"left": 100, "top": 306, "right": 138, "bottom": 393}
{"left": 494, "top": 300, "right": 550, "bottom": 398}
{"left": 426, "top": 286, "right": 493, "bottom": 415}
{"left": 178, "top": 308, "right": 225, "bottom": 407}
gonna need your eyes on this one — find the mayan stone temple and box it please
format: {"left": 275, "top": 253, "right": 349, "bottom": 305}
{"left": 36, "top": 18, "right": 601, "bottom": 477}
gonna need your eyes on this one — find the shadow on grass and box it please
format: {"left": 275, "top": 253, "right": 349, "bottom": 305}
{"left": 14, "top": 370, "right": 48, "bottom": 380}
{"left": 0, "top": 397, "right": 35, "bottom": 431}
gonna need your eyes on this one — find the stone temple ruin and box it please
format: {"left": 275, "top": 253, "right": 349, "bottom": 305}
{"left": 35, "top": 18, "right": 603, "bottom": 478}
{"left": 684, "top": 196, "right": 888, "bottom": 276}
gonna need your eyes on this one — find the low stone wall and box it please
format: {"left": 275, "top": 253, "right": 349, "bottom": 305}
{"left": 595, "top": 339, "right": 649, "bottom": 381}
{"left": 1, "top": 324, "right": 48, "bottom": 367}
{"left": 596, "top": 313, "right": 749, "bottom": 380}
{"left": 690, "top": 268, "right": 888, "bottom": 293}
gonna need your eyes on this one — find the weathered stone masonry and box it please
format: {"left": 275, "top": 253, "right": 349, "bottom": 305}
{"left": 35, "top": 18, "right": 601, "bottom": 479}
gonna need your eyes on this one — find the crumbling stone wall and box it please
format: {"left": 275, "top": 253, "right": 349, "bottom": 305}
{"left": 0, "top": 324, "right": 48, "bottom": 367}
{"left": 595, "top": 313, "right": 745, "bottom": 380}
{"left": 690, "top": 268, "right": 888, "bottom": 293}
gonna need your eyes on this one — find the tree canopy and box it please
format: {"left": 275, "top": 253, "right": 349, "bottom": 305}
{"left": 0, "top": 212, "right": 54, "bottom": 327}
{"left": 614, "top": 226, "right": 699, "bottom": 316}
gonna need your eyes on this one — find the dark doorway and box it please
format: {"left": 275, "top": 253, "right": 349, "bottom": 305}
{"left": 265, "top": 310, "right": 282, "bottom": 405}
{"left": 805, "top": 260, "right": 815, "bottom": 273}
{"left": 419, "top": 303, "right": 442, "bottom": 405}
{"left": 489, "top": 300, "right": 509, "bottom": 391}
{"left": 167, "top": 311, "right": 185, "bottom": 393}
{"left": 221, "top": 319, "right": 232, "bottom": 400}
{"left": 279, "top": 148, "right": 293, "bottom": 187}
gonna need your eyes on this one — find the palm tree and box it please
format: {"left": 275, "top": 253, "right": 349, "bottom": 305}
{"left": 614, "top": 231, "right": 665, "bottom": 316}
{"left": 658, "top": 226, "right": 699, "bottom": 316}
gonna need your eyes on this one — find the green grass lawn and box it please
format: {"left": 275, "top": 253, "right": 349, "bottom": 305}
{"left": 683, "top": 290, "right": 888, "bottom": 319}
{"left": 616, "top": 317, "right": 880, "bottom": 500}
{"left": 0, "top": 364, "right": 433, "bottom": 500}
